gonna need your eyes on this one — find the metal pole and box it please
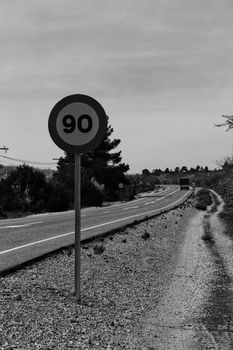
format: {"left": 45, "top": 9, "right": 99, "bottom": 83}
{"left": 74, "top": 153, "right": 81, "bottom": 300}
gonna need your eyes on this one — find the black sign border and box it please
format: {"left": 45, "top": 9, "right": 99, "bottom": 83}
{"left": 48, "top": 94, "right": 107, "bottom": 154}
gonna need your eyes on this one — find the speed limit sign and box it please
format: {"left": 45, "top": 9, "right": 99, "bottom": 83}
{"left": 48, "top": 94, "right": 107, "bottom": 154}
{"left": 48, "top": 94, "right": 107, "bottom": 301}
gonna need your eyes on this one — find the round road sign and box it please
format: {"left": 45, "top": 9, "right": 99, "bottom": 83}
{"left": 48, "top": 94, "right": 107, "bottom": 154}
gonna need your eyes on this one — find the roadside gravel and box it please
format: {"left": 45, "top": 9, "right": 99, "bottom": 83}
{"left": 0, "top": 198, "right": 196, "bottom": 349}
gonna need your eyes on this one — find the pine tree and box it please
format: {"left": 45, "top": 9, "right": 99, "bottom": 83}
{"left": 54, "top": 117, "right": 129, "bottom": 204}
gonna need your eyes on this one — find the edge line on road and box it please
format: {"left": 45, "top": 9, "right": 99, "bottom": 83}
{"left": 0, "top": 190, "right": 190, "bottom": 256}
{"left": 81, "top": 190, "right": 188, "bottom": 231}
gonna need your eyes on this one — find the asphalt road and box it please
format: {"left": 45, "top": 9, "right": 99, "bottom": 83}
{"left": 0, "top": 185, "right": 191, "bottom": 273}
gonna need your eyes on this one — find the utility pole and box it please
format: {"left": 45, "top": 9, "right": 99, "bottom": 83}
{"left": 0, "top": 146, "right": 9, "bottom": 153}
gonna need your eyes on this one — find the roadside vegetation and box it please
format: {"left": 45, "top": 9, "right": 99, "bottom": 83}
{"left": 212, "top": 115, "right": 233, "bottom": 234}
{"left": 195, "top": 189, "right": 213, "bottom": 211}
{"left": 0, "top": 160, "right": 220, "bottom": 219}
{"left": 0, "top": 114, "right": 232, "bottom": 220}
{"left": 211, "top": 165, "right": 233, "bottom": 234}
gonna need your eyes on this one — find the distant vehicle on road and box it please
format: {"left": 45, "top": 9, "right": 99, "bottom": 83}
{"left": 179, "top": 177, "right": 190, "bottom": 190}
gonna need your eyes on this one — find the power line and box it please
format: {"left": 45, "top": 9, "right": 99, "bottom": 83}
{"left": 0, "top": 155, "right": 56, "bottom": 166}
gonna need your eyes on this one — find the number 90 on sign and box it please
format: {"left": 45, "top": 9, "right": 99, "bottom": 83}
{"left": 48, "top": 95, "right": 107, "bottom": 154}
{"left": 63, "top": 114, "right": 93, "bottom": 134}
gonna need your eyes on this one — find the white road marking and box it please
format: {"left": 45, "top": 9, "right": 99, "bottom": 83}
{"left": 156, "top": 189, "right": 179, "bottom": 201}
{"left": 144, "top": 201, "right": 155, "bottom": 205}
{"left": 0, "top": 221, "right": 42, "bottom": 229}
{"left": 103, "top": 211, "right": 111, "bottom": 214}
{"left": 166, "top": 189, "right": 180, "bottom": 196}
{"left": 0, "top": 191, "right": 191, "bottom": 256}
{"left": 82, "top": 197, "right": 145, "bottom": 212}
{"left": 123, "top": 206, "right": 139, "bottom": 210}
{"left": 81, "top": 187, "right": 173, "bottom": 213}
{"left": 0, "top": 232, "right": 74, "bottom": 255}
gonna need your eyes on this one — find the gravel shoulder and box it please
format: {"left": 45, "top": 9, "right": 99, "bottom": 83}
{"left": 0, "top": 197, "right": 196, "bottom": 349}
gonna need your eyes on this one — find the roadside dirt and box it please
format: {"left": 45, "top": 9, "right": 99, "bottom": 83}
{"left": 139, "top": 190, "right": 233, "bottom": 350}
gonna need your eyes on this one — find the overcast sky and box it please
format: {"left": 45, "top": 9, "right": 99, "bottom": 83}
{"left": 0, "top": 0, "right": 233, "bottom": 173}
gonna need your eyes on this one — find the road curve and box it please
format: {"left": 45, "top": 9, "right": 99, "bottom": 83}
{"left": 0, "top": 186, "right": 192, "bottom": 273}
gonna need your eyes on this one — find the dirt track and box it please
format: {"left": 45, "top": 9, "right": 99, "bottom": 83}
{"left": 139, "top": 190, "right": 233, "bottom": 350}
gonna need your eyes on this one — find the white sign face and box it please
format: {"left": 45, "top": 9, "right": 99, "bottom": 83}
{"left": 56, "top": 102, "right": 99, "bottom": 146}
{"left": 48, "top": 94, "right": 107, "bottom": 154}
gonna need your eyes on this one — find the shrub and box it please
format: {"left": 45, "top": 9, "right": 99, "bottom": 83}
{"left": 195, "top": 203, "right": 208, "bottom": 211}
{"left": 0, "top": 165, "right": 49, "bottom": 213}
{"left": 141, "top": 231, "right": 150, "bottom": 240}
{"left": 195, "top": 189, "right": 212, "bottom": 211}
{"left": 46, "top": 182, "right": 70, "bottom": 212}
{"left": 93, "top": 243, "right": 105, "bottom": 255}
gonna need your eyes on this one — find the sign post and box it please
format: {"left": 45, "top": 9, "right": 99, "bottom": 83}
{"left": 48, "top": 94, "right": 107, "bottom": 300}
{"left": 118, "top": 183, "right": 124, "bottom": 203}
{"left": 74, "top": 152, "right": 81, "bottom": 297}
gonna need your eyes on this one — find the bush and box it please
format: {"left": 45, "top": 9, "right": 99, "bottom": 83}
{"left": 0, "top": 165, "right": 49, "bottom": 213}
{"left": 46, "top": 188, "right": 70, "bottom": 212}
{"left": 93, "top": 243, "right": 105, "bottom": 255}
{"left": 195, "top": 203, "right": 208, "bottom": 211}
{"left": 195, "top": 189, "right": 212, "bottom": 211}
{"left": 141, "top": 231, "right": 150, "bottom": 240}
{"left": 216, "top": 173, "right": 233, "bottom": 208}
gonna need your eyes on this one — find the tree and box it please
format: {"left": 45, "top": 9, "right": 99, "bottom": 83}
{"left": 215, "top": 115, "right": 233, "bottom": 131}
{"left": 142, "top": 169, "right": 150, "bottom": 177}
{"left": 181, "top": 166, "right": 188, "bottom": 173}
{"left": 0, "top": 165, "right": 49, "bottom": 213}
{"left": 55, "top": 116, "right": 129, "bottom": 204}
{"left": 152, "top": 168, "right": 162, "bottom": 176}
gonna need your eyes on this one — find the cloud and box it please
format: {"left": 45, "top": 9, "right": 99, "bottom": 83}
{"left": 0, "top": 0, "right": 233, "bottom": 171}
{"left": 1, "top": 0, "right": 233, "bottom": 101}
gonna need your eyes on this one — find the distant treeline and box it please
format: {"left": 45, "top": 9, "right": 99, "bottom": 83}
{"left": 141, "top": 165, "right": 215, "bottom": 177}
{"left": 0, "top": 159, "right": 230, "bottom": 218}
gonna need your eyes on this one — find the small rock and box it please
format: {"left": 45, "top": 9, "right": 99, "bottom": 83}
{"left": 15, "top": 294, "right": 22, "bottom": 301}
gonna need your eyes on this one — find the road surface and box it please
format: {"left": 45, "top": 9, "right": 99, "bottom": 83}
{"left": 0, "top": 185, "right": 191, "bottom": 273}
